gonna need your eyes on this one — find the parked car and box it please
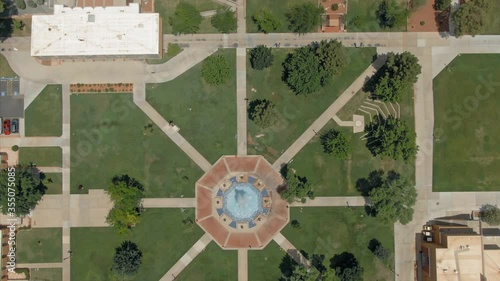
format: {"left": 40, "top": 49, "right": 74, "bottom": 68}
{"left": 3, "top": 119, "right": 10, "bottom": 135}
{"left": 11, "top": 119, "right": 19, "bottom": 134}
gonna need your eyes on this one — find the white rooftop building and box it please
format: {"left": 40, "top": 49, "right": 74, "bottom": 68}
{"left": 31, "top": 3, "right": 161, "bottom": 59}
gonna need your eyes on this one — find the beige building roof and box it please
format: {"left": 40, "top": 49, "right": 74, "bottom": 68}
{"left": 31, "top": 3, "right": 160, "bottom": 57}
{"left": 434, "top": 235, "right": 483, "bottom": 280}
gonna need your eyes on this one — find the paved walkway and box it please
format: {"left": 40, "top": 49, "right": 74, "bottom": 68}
{"left": 37, "top": 166, "right": 62, "bottom": 173}
{"left": 16, "top": 262, "right": 63, "bottom": 269}
{"left": 133, "top": 83, "right": 212, "bottom": 172}
{"left": 273, "top": 233, "right": 311, "bottom": 267}
{"left": 236, "top": 48, "right": 247, "bottom": 155}
{"left": 142, "top": 198, "right": 195, "bottom": 208}
{"left": 61, "top": 84, "right": 71, "bottom": 281}
{"left": 22, "top": 79, "right": 47, "bottom": 110}
{"left": 272, "top": 56, "right": 386, "bottom": 170}
{"left": 290, "top": 196, "right": 368, "bottom": 207}
{"left": 159, "top": 234, "right": 213, "bottom": 281}
{"left": 238, "top": 249, "right": 248, "bottom": 281}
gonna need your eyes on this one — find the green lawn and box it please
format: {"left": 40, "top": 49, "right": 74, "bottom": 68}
{"left": 71, "top": 209, "right": 203, "bottom": 281}
{"left": 246, "top": 0, "right": 316, "bottom": 33}
{"left": 30, "top": 268, "right": 62, "bottom": 281}
{"left": 281, "top": 207, "right": 395, "bottom": 280}
{"left": 70, "top": 93, "right": 203, "bottom": 197}
{"left": 147, "top": 49, "right": 237, "bottom": 163}
{"left": 176, "top": 242, "right": 237, "bottom": 280}
{"left": 483, "top": 1, "right": 500, "bottom": 34}
{"left": 146, "top": 44, "right": 183, "bottom": 65}
{"left": 347, "top": 0, "right": 407, "bottom": 32}
{"left": 247, "top": 48, "right": 376, "bottom": 163}
{"left": 433, "top": 54, "right": 500, "bottom": 191}
{"left": 155, "top": 0, "right": 224, "bottom": 34}
{"left": 42, "top": 172, "right": 62, "bottom": 194}
{"left": 17, "top": 228, "right": 62, "bottom": 263}
{"left": 248, "top": 241, "right": 284, "bottom": 281}
{"left": 25, "top": 85, "right": 62, "bottom": 137}
{"left": 19, "top": 147, "right": 62, "bottom": 167}
{"left": 0, "top": 54, "right": 17, "bottom": 77}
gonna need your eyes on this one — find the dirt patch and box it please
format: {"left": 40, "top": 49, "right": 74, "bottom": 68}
{"left": 70, "top": 83, "right": 133, "bottom": 93}
{"left": 408, "top": 0, "right": 449, "bottom": 32}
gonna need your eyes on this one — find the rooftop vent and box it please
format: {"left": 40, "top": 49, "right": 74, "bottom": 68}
{"left": 88, "top": 14, "right": 95, "bottom": 22}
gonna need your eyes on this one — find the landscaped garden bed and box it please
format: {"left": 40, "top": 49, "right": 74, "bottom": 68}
{"left": 70, "top": 83, "right": 133, "bottom": 93}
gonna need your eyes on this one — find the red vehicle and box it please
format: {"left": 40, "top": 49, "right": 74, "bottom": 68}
{"left": 3, "top": 119, "right": 11, "bottom": 135}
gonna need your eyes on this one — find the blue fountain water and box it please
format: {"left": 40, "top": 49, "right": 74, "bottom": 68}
{"left": 223, "top": 182, "right": 263, "bottom": 222}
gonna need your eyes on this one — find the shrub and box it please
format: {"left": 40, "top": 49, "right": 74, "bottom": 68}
{"left": 481, "top": 204, "right": 500, "bottom": 225}
{"left": 435, "top": 0, "right": 451, "bottom": 10}
{"left": 211, "top": 8, "right": 237, "bottom": 33}
{"left": 12, "top": 145, "right": 19, "bottom": 151}
{"left": 36, "top": 0, "right": 44, "bottom": 5}
{"left": 249, "top": 45, "right": 273, "bottom": 70}
{"left": 420, "top": 20, "right": 425, "bottom": 25}
{"left": 201, "top": 55, "right": 230, "bottom": 85}
{"left": 27, "top": 0, "right": 37, "bottom": 8}
{"left": 15, "top": 0, "right": 26, "bottom": 9}
{"left": 331, "top": 3, "right": 339, "bottom": 11}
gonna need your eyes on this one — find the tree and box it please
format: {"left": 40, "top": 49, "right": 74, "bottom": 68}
{"left": 376, "top": 0, "right": 409, "bottom": 30}
{"left": 169, "top": 2, "right": 202, "bottom": 34}
{"left": 252, "top": 8, "right": 281, "bottom": 33}
{"left": 211, "top": 8, "right": 237, "bottom": 33}
{"left": 481, "top": 204, "right": 500, "bottom": 225}
{"left": 106, "top": 175, "right": 144, "bottom": 235}
{"left": 111, "top": 241, "right": 142, "bottom": 278}
{"left": 280, "top": 166, "right": 314, "bottom": 203}
{"left": 0, "top": 165, "right": 46, "bottom": 217}
{"left": 286, "top": 3, "right": 324, "bottom": 33}
{"left": 15, "top": 0, "right": 26, "bottom": 10}
{"left": 368, "top": 239, "right": 389, "bottom": 261}
{"left": 0, "top": 18, "right": 13, "bottom": 42}
{"left": 283, "top": 46, "right": 325, "bottom": 95}
{"left": 320, "top": 129, "right": 352, "bottom": 159}
{"left": 365, "top": 115, "right": 418, "bottom": 161}
{"left": 452, "top": 0, "right": 489, "bottom": 37}
{"left": 435, "top": 0, "right": 451, "bottom": 11}
{"left": 285, "top": 264, "right": 320, "bottom": 281}
{"left": 201, "top": 55, "right": 230, "bottom": 85}
{"left": 248, "top": 99, "right": 277, "bottom": 128}
{"left": 370, "top": 52, "right": 421, "bottom": 102}
{"left": 369, "top": 171, "right": 417, "bottom": 224}
{"left": 315, "top": 39, "right": 348, "bottom": 75}
{"left": 249, "top": 45, "right": 274, "bottom": 70}
{"left": 330, "top": 252, "right": 364, "bottom": 281}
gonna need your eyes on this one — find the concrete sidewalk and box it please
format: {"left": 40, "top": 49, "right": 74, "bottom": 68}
{"left": 142, "top": 198, "right": 195, "bottom": 208}
{"left": 290, "top": 196, "right": 368, "bottom": 207}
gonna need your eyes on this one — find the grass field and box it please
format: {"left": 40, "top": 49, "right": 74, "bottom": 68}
{"left": 17, "top": 228, "right": 62, "bottom": 263}
{"left": 42, "top": 172, "right": 62, "bottom": 194}
{"left": 30, "top": 268, "right": 62, "bottom": 281}
{"left": 175, "top": 242, "right": 237, "bottom": 280}
{"left": 347, "top": 0, "right": 407, "bottom": 32}
{"left": 248, "top": 241, "right": 284, "bottom": 280}
{"left": 246, "top": 0, "right": 315, "bottom": 33}
{"left": 70, "top": 93, "right": 203, "bottom": 197}
{"left": 483, "top": 1, "right": 500, "bottom": 34}
{"left": 146, "top": 44, "right": 183, "bottom": 65}
{"left": 281, "top": 207, "right": 395, "bottom": 280}
{"left": 433, "top": 54, "right": 500, "bottom": 191}
{"left": 147, "top": 49, "right": 237, "bottom": 163}
{"left": 19, "top": 147, "right": 62, "bottom": 167}
{"left": 25, "top": 85, "right": 62, "bottom": 137}
{"left": 247, "top": 48, "right": 376, "bottom": 163}
{"left": 155, "top": 0, "right": 224, "bottom": 34}
{"left": 0, "top": 54, "right": 17, "bottom": 76}
{"left": 71, "top": 209, "right": 203, "bottom": 281}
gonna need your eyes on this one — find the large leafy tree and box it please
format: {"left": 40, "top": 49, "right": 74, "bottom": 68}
{"left": 280, "top": 166, "right": 314, "bottom": 203}
{"left": 283, "top": 46, "right": 324, "bottom": 95}
{"left": 201, "top": 55, "right": 230, "bottom": 85}
{"left": 249, "top": 45, "right": 274, "bottom": 70}
{"left": 285, "top": 264, "right": 320, "bottom": 281}
{"left": 0, "top": 165, "right": 46, "bottom": 217}
{"left": 376, "top": 0, "right": 409, "bottom": 30}
{"left": 286, "top": 3, "right": 324, "bottom": 34}
{"left": 368, "top": 171, "right": 417, "bottom": 224}
{"left": 315, "top": 39, "right": 348, "bottom": 75}
{"left": 330, "top": 252, "right": 364, "bottom": 281}
{"left": 211, "top": 8, "right": 237, "bottom": 33}
{"left": 248, "top": 99, "right": 277, "bottom": 128}
{"left": 106, "top": 175, "right": 144, "bottom": 235}
{"left": 370, "top": 52, "right": 421, "bottom": 102}
{"left": 481, "top": 204, "right": 500, "bottom": 226}
{"left": 365, "top": 115, "right": 418, "bottom": 161}
{"left": 452, "top": 0, "right": 489, "bottom": 37}
{"left": 111, "top": 240, "right": 142, "bottom": 278}
{"left": 169, "top": 2, "right": 202, "bottom": 34}
{"left": 252, "top": 8, "right": 281, "bottom": 33}
{"left": 320, "top": 129, "right": 352, "bottom": 159}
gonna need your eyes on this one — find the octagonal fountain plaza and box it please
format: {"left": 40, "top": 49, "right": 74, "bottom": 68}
{"left": 195, "top": 155, "right": 289, "bottom": 250}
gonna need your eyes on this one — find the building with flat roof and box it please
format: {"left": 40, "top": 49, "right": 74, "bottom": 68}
{"left": 31, "top": 3, "right": 161, "bottom": 59}
{"left": 420, "top": 223, "right": 500, "bottom": 281}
